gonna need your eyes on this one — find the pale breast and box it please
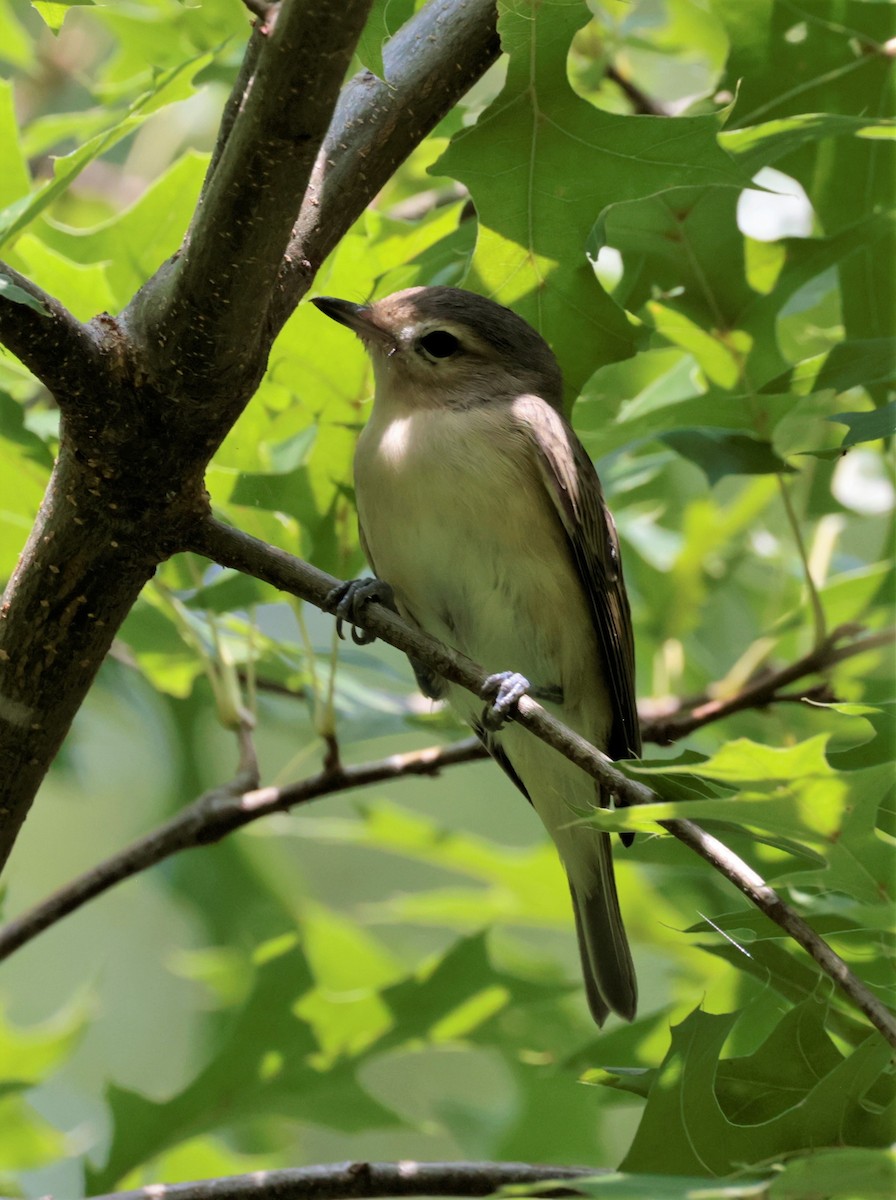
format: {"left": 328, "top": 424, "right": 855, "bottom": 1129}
{"left": 354, "top": 401, "right": 603, "bottom": 721}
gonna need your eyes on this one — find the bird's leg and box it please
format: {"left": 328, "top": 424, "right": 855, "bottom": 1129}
{"left": 327, "top": 578, "right": 396, "bottom": 645}
{"left": 328, "top": 582, "right": 449, "bottom": 699}
{"left": 409, "top": 657, "right": 448, "bottom": 700}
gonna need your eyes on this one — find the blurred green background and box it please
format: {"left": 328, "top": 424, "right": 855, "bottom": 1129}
{"left": 0, "top": 0, "right": 893, "bottom": 1195}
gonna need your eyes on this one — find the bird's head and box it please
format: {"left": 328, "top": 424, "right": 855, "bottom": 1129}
{"left": 312, "top": 286, "right": 563, "bottom": 411}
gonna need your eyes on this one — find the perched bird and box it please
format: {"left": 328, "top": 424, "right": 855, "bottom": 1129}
{"left": 313, "top": 286, "right": 639, "bottom": 1025}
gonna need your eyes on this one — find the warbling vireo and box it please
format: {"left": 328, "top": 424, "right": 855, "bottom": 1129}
{"left": 313, "top": 286, "right": 639, "bottom": 1025}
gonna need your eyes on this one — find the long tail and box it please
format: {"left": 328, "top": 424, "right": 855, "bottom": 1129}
{"left": 471, "top": 718, "right": 637, "bottom": 1025}
{"left": 568, "top": 830, "right": 637, "bottom": 1025}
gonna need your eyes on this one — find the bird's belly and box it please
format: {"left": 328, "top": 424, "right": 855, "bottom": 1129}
{"left": 354, "top": 409, "right": 602, "bottom": 720}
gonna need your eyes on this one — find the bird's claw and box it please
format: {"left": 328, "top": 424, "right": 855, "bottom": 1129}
{"left": 327, "top": 578, "right": 396, "bottom": 645}
{"left": 481, "top": 670, "right": 530, "bottom": 731}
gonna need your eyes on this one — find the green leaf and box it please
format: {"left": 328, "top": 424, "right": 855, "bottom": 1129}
{"left": 660, "top": 429, "right": 794, "bottom": 484}
{"left": 0, "top": 272, "right": 50, "bottom": 315}
{"left": 617, "top": 1002, "right": 894, "bottom": 1176}
{"left": 595, "top": 187, "right": 754, "bottom": 341}
{"left": 769, "top": 1148, "right": 896, "bottom": 1200}
{"left": 680, "top": 735, "right": 833, "bottom": 784}
{"left": 355, "top": 0, "right": 414, "bottom": 78}
{"left": 0, "top": 1000, "right": 86, "bottom": 1085}
{"left": 9, "top": 234, "right": 116, "bottom": 320}
{"left": 437, "top": 0, "right": 747, "bottom": 395}
{"left": 303, "top": 800, "right": 570, "bottom": 928}
{"left": 829, "top": 400, "right": 896, "bottom": 448}
{"left": 0, "top": 79, "right": 30, "bottom": 208}
{"left": 722, "top": 113, "right": 896, "bottom": 175}
{"left": 764, "top": 338, "right": 896, "bottom": 397}
{"left": 181, "top": 568, "right": 275, "bottom": 614}
{"left": 86, "top": 937, "right": 401, "bottom": 1191}
{"left": 0, "top": 49, "right": 213, "bottom": 252}
{"left": 34, "top": 151, "right": 210, "bottom": 309}
{"left": 715, "top": 0, "right": 896, "bottom": 351}
{"left": 0, "top": 1091, "right": 66, "bottom": 1171}
{"left": 118, "top": 599, "right": 207, "bottom": 699}
{"left": 378, "top": 932, "right": 567, "bottom": 1047}
{"left": 560, "top": 1172, "right": 769, "bottom": 1198}
{"left": 30, "top": 0, "right": 95, "bottom": 35}
{"left": 0, "top": 428, "right": 53, "bottom": 575}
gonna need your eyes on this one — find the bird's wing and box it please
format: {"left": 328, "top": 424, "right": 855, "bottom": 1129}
{"left": 516, "top": 396, "right": 640, "bottom": 763}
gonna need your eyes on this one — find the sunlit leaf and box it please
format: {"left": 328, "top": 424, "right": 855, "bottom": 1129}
{"left": 615, "top": 1002, "right": 894, "bottom": 1175}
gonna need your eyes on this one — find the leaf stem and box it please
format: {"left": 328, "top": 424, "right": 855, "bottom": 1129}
{"left": 777, "top": 473, "right": 828, "bottom": 646}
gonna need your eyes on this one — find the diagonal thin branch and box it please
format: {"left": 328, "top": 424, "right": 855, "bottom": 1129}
{"left": 4, "top": 613, "right": 886, "bottom": 960}
{"left": 5, "top": 517, "right": 892, "bottom": 1042}
{"left": 184, "top": 517, "right": 896, "bottom": 1047}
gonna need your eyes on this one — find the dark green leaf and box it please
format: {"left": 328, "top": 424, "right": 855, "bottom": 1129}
{"left": 660, "top": 429, "right": 794, "bottom": 483}
{"left": 829, "top": 400, "right": 896, "bottom": 448}
{"left": 0, "top": 274, "right": 49, "bottom": 315}
{"left": 618, "top": 1002, "right": 894, "bottom": 1175}
{"left": 86, "top": 938, "right": 401, "bottom": 1191}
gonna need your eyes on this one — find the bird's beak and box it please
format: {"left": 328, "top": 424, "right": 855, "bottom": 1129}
{"left": 312, "top": 296, "right": 369, "bottom": 331}
{"left": 312, "top": 296, "right": 394, "bottom": 350}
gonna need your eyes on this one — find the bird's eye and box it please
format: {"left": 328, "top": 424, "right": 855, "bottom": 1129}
{"left": 417, "top": 330, "right": 460, "bottom": 360}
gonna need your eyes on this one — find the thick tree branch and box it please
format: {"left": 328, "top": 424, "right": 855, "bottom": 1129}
{"left": 0, "top": 453, "right": 200, "bottom": 870}
{"left": 201, "top": 15, "right": 269, "bottom": 191}
{"left": 0, "top": 738, "right": 484, "bottom": 962}
{"left": 85, "top": 1161, "right": 594, "bottom": 1200}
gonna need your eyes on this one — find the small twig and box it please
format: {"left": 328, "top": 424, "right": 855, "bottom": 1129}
{"left": 640, "top": 625, "right": 893, "bottom": 744}
{"left": 199, "top": 19, "right": 267, "bottom": 196}
{"left": 84, "top": 1160, "right": 596, "bottom": 1200}
{"left": 606, "top": 65, "right": 665, "bottom": 116}
{"left": 235, "top": 718, "right": 260, "bottom": 786}
{"left": 0, "top": 738, "right": 483, "bottom": 963}
{"left": 778, "top": 475, "right": 828, "bottom": 647}
{"left": 239, "top": 669, "right": 308, "bottom": 701}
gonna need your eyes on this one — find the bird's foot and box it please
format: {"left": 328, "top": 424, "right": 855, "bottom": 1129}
{"left": 481, "top": 670, "right": 531, "bottom": 731}
{"left": 327, "top": 577, "right": 396, "bottom": 645}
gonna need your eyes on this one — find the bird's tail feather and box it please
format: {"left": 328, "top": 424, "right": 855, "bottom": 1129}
{"left": 569, "top": 831, "right": 637, "bottom": 1025}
